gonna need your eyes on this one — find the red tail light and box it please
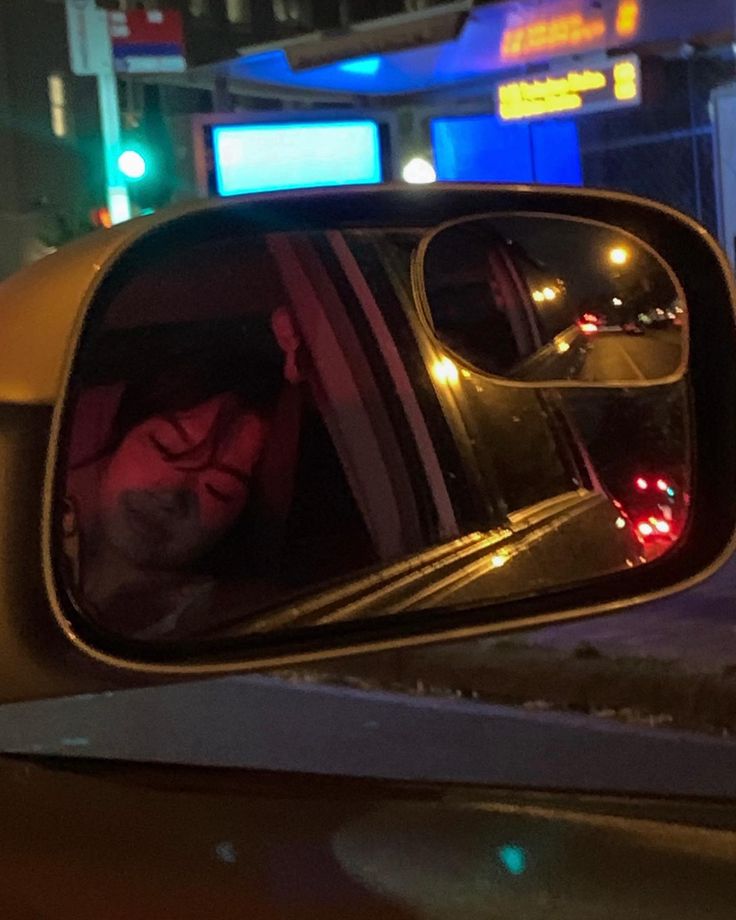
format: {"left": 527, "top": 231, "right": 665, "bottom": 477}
{"left": 637, "top": 518, "right": 673, "bottom": 539}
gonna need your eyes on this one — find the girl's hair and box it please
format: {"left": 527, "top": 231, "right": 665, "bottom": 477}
{"left": 70, "top": 315, "right": 285, "bottom": 470}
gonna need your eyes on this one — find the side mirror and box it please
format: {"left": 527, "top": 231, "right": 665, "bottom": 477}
{"left": 0, "top": 184, "right": 734, "bottom": 693}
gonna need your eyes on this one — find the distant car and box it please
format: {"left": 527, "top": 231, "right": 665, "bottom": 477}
{"left": 578, "top": 311, "right": 646, "bottom": 335}
{"left": 640, "top": 308, "right": 672, "bottom": 329}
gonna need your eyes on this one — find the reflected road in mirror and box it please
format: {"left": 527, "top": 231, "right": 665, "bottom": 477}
{"left": 419, "top": 214, "right": 686, "bottom": 385}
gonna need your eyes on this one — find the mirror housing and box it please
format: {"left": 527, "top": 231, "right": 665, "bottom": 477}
{"left": 0, "top": 184, "right": 734, "bottom": 700}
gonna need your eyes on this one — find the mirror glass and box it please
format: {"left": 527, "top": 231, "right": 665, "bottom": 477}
{"left": 419, "top": 214, "right": 686, "bottom": 384}
{"left": 57, "top": 222, "right": 691, "bottom": 645}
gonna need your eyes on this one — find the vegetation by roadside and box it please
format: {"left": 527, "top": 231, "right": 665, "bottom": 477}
{"left": 279, "top": 638, "right": 736, "bottom": 737}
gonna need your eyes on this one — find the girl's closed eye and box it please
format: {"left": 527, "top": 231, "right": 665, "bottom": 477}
{"left": 145, "top": 416, "right": 192, "bottom": 454}
{"left": 204, "top": 481, "right": 234, "bottom": 502}
{"left": 203, "top": 467, "right": 250, "bottom": 503}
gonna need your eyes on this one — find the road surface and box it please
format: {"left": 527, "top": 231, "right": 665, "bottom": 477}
{"left": 579, "top": 327, "right": 682, "bottom": 382}
{"left": 519, "top": 326, "right": 682, "bottom": 382}
{"left": 1, "top": 672, "right": 736, "bottom": 796}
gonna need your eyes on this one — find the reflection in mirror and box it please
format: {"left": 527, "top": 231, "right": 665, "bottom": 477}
{"left": 57, "top": 225, "right": 691, "bottom": 646}
{"left": 419, "top": 214, "right": 686, "bottom": 384}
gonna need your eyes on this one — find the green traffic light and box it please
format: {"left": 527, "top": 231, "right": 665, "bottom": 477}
{"left": 118, "top": 149, "right": 147, "bottom": 181}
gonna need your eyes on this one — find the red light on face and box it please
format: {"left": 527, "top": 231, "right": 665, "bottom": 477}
{"left": 579, "top": 322, "right": 599, "bottom": 334}
{"left": 637, "top": 521, "right": 654, "bottom": 537}
{"left": 635, "top": 477, "right": 648, "bottom": 491}
{"left": 656, "top": 479, "right": 669, "bottom": 492}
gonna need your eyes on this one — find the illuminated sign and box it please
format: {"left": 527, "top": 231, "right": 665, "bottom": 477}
{"left": 616, "top": 0, "right": 641, "bottom": 37}
{"left": 211, "top": 120, "right": 383, "bottom": 196}
{"left": 500, "top": 0, "right": 641, "bottom": 64}
{"left": 497, "top": 55, "right": 641, "bottom": 122}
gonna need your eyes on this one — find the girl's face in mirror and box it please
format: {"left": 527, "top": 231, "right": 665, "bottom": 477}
{"left": 99, "top": 393, "right": 266, "bottom": 568}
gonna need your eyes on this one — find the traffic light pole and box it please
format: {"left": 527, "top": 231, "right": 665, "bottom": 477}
{"left": 65, "top": 0, "right": 131, "bottom": 225}
{"left": 96, "top": 68, "right": 131, "bottom": 225}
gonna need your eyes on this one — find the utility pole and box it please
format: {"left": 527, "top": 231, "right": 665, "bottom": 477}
{"left": 65, "top": 0, "right": 131, "bottom": 224}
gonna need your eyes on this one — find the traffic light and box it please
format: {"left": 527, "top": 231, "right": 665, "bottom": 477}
{"left": 118, "top": 148, "right": 148, "bottom": 181}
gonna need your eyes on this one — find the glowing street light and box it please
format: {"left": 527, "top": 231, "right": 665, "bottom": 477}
{"left": 609, "top": 246, "right": 630, "bottom": 266}
{"left": 431, "top": 356, "right": 459, "bottom": 386}
{"left": 402, "top": 157, "right": 437, "bottom": 184}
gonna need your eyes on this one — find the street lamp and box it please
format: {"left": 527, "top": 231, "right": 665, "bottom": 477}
{"left": 402, "top": 157, "right": 437, "bottom": 184}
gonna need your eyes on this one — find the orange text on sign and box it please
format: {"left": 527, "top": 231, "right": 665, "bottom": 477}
{"left": 501, "top": 12, "right": 606, "bottom": 60}
{"left": 500, "top": 1, "right": 641, "bottom": 61}
{"left": 497, "top": 61, "right": 639, "bottom": 121}
{"left": 616, "top": 0, "right": 641, "bottom": 38}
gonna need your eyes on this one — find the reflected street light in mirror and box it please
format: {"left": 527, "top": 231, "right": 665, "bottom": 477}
{"left": 609, "top": 246, "right": 630, "bottom": 266}
{"left": 431, "top": 356, "right": 459, "bottom": 385}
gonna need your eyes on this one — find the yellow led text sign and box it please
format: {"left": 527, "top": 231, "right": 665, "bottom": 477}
{"left": 500, "top": 0, "right": 641, "bottom": 63}
{"left": 497, "top": 56, "right": 641, "bottom": 122}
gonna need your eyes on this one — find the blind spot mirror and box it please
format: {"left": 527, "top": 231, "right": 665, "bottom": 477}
{"left": 418, "top": 214, "right": 686, "bottom": 386}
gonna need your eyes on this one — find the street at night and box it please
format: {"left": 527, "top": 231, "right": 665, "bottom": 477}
{"left": 578, "top": 327, "right": 682, "bottom": 383}
{"left": 514, "top": 324, "right": 683, "bottom": 383}
{"left": 577, "top": 326, "right": 683, "bottom": 383}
